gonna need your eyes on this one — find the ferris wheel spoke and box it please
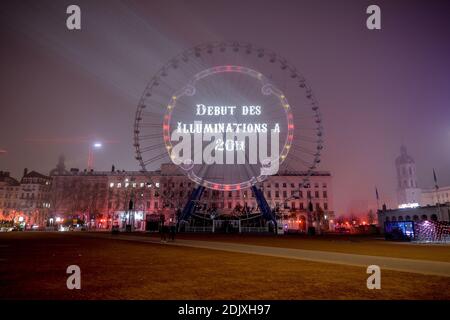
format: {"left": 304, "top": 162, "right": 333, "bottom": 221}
{"left": 139, "top": 143, "right": 166, "bottom": 153}
{"left": 294, "top": 135, "right": 321, "bottom": 144}
{"left": 290, "top": 145, "right": 318, "bottom": 157}
{"left": 138, "top": 123, "right": 163, "bottom": 128}
{"left": 139, "top": 133, "right": 164, "bottom": 140}
{"left": 142, "top": 153, "right": 169, "bottom": 166}
{"left": 286, "top": 152, "right": 314, "bottom": 168}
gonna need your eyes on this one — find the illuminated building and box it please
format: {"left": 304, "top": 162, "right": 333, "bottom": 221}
{"left": 395, "top": 145, "right": 421, "bottom": 207}
{"left": 378, "top": 204, "right": 450, "bottom": 225}
{"left": 0, "top": 169, "right": 51, "bottom": 227}
{"left": 0, "top": 171, "right": 20, "bottom": 217}
{"left": 421, "top": 186, "right": 450, "bottom": 206}
{"left": 394, "top": 145, "right": 450, "bottom": 208}
{"left": 49, "top": 160, "right": 334, "bottom": 231}
{"left": 378, "top": 204, "right": 450, "bottom": 242}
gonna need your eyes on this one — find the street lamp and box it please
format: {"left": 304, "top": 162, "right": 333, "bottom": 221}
{"left": 87, "top": 142, "right": 102, "bottom": 170}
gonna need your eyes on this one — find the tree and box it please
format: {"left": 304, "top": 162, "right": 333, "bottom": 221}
{"left": 349, "top": 213, "right": 360, "bottom": 225}
{"left": 336, "top": 215, "right": 346, "bottom": 224}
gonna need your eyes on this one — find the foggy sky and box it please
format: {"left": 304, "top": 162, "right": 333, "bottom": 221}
{"left": 1, "top": 0, "right": 449, "bottom": 216}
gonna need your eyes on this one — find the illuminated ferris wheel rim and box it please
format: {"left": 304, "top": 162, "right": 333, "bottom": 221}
{"left": 133, "top": 41, "right": 324, "bottom": 188}
{"left": 162, "top": 64, "right": 295, "bottom": 191}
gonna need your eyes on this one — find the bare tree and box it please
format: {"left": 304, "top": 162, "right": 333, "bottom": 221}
{"left": 349, "top": 213, "right": 360, "bottom": 225}
{"left": 336, "top": 215, "right": 346, "bottom": 224}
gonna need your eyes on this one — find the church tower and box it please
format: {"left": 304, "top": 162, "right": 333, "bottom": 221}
{"left": 395, "top": 145, "right": 421, "bottom": 206}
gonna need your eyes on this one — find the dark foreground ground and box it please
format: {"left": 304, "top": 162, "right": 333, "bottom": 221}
{"left": 140, "top": 232, "right": 450, "bottom": 262}
{"left": 0, "top": 232, "right": 449, "bottom": 300}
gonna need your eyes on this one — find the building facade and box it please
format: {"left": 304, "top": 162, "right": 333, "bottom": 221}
{"left": 421, "top": 186, "right": 450, "bottom": 206}
{"left": 0, "top": 169, "right": 51, "bottom": 228}
{"left": 1, "top": 160, "right": 334, "bottom": 232}
{"left": 377, "top": 204, "right": 450, "bottom": 233}
{"left": 0, "top": 171, "right": 21, "bottom": 217}
{"left": 49, "top": 162, "right": 334, "bottom": 232}
{"left": 377, "top": 146, "right": 450, "bottom": 233}
{"left": 393, "top": 145, "right": 450, "bottom": 208}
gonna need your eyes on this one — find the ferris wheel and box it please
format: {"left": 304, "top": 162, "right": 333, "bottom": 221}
{"left": 134, "top": 41, "right": 323, "bottom": 197}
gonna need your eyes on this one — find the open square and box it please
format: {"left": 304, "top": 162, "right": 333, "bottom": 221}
{"left": 1, "top": 232, "right": 449, "bottom": 300}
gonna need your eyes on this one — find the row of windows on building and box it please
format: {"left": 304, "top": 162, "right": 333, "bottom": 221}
{"left": 266, "top": 190, "right": 327, "bottom": 199}
{"left": 107, "top": 199, "right": 328, "bottom": 211}
{"left": 401, "top": 179, "right": 418, "bottom": 188}
{"left": 0, "top": 187, "right": 19, "bottom": 192}
{"left": 203, "top": 189, "right": 328, "bottom": 199}
{"left": 432, "top": 192, "right": 450, "bottom": 201}
{"left": 21, "top": 178, "right": 50, "bottom": 185}
{"left": 0, "top": 193, "right": 48, "bottom": 200}
{"left": 265, "top": 182, "right": 327, "bottom": 189}
{"left": 106, "top": 188, "right": 328, "bottom": 200}
{"left": 0, "top": 201, "right": 50, "bottom": 209}
{"left": 386, "top": 214, "right": 438, "bottom": 222}
{"left": 107, "top": 181, "right": 328, "bottom": 190}
{"left": 400, "top": 166, "right": 415, "bottom": 177}
{"left": 109, "top": 182, "right": 160, "bottom": 189}
{"left": 0, "top": 201, "right": 17, "bottom": 208}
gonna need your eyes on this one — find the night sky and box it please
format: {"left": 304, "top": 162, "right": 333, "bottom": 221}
{"left": 1, "top": 0, "right": 449, "bottom": 216}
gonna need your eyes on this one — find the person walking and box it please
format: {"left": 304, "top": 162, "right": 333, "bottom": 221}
{"left": 169, "top": 218, "right": 176, "bottom": 241}
{"left": 159, "top": 214, "right": 167, "bottom": 242}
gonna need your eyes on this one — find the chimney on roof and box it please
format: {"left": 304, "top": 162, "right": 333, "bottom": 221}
{"left": 111, "top": 165, "right": 115, "bottom": 172}
{"left": 23, "top": 168, "right": 28, "bottom": 177}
